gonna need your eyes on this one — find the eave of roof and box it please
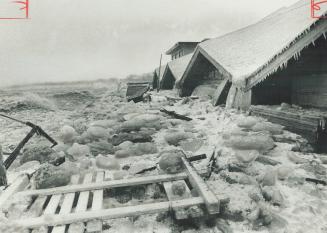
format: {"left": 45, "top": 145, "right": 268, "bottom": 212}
{"left": 165, "top": 42, "right": 200, "bottom": 55}
{"left": 194, "top": 0, "right": 327, "bottom": 89}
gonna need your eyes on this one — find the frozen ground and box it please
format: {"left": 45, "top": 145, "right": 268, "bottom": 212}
{"left": 0, "top": 81, "right": 327, "bottom": 233}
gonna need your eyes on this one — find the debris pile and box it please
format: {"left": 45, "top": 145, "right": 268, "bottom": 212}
{"left": 0, "top": 84, "right": 326, "bottom": 233}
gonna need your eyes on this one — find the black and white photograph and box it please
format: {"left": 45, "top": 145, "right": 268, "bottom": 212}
{"left": 0, "top": 0, "right": 327, "bottom": 232}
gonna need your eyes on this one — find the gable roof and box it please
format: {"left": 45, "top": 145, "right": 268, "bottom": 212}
{"left": 167, "top": 54, "right": 193, "bottom": 84}
{"left": 154, "top": 64, "right": 167, "bottom": 82}
{"left": 195, "top": 0, "right": 327, "bottom": 90}
{"left": 166, "top": 42, "right": 199, "bottom": 55}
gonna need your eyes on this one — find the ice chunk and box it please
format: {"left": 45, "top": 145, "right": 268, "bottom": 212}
{"left": 252, "top": 122, "right": 284, "bottom": 135}
{"left": 34, "top": 163, "right": 72, "bottom": 189}
{"left": 158, "top": 150, "right": 185, "bottom": 174}
{"left": 59, "top": 125, "right": 77, "bottom": 144}
{"left": 96, "top": 155, "right": 120, "bottom": 170}
{"left": 21, "top": 143, "right": 58, "bottom": 164}
{"left": 224, "top": 133, "right": 275, "bottom": 153}
{"left": 164, "top": 131, "right": 193, "bottom": 146}
{"left": 86, "top": 126, "right": 110, "bottom": 140}
{"left": 67, "top": 143, "right": 90, "bottom": 158}
{"left": 234, "top": 150, "right": 260, "bottom": 164}
{"left": 237, "top": 116, "right": 258, "bottom": 129}
{"left": 90, "top": 120, "right": 117, "bottom": 129}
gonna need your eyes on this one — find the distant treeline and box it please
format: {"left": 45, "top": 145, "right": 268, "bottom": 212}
{"left": 4, "top": 72, "right": 154, "bottom": 89}
{"left": 125, "top": 72, "right": 153, "bottom": 83}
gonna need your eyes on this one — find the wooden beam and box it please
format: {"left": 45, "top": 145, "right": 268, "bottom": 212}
{"left": 181, "top": 157, "right": 220, "bottom": 214}
{"left": 17, "top": 173, "right": 188, "bottom": 197}
{"left": 52, "top": 175, "right": 80, "bottom": 233}
{"left": 14, "top": 197, "right": 204, "bottom": 229}
{"left": 43, "top": 194, "right": 61, "bottom": 215}
{"left": 163, "top": 180, "right": 203, "bottom": 219}
{"left": 68, "top": 173, "right": 94, "bottom": 233}
{"left": 86, "top": 172, "right": 104, "bottom": 233}
{"left": 212, "top": 79, "right": 230, "bottom": 106}
{"left": 0, "top": 174, "right": 30, "bottom": 210}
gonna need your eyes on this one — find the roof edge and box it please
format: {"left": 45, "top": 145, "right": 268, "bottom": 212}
{"left": 178, "top": 47, "right": 233, "bottom": 87}
{"left": 166, "top": 42, "right": 200, "bottom": 55}
{"left": 242, "top": 18, "right": 327, "bottom": 91}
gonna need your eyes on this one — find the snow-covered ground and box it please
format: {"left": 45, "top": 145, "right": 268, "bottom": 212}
{"left": 0, "top": 82, "right": 327, "bottom": 233}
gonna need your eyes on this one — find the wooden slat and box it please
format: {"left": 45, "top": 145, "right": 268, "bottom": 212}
{"left": 0, "top": 174, "right": 29, "bottom": 210}
{"left": 26, "top": 196, "right": 48, "bottom": 233}
{"left": 31, "top": 227, "right": 47, "bottom": 233}
{"left": 86, "top": 172, "right": 104, "bottom": 233}
{"left": 68, "top": 173, "right": 93, "bottom": 233}
{"left": 25, "top": 196, "right": 47, "bottom": 217}
{"left": 104, "top": 171, "right": 112, "bottom": 181}
{"left": 43, "top": 194, "right": 62, "bottom": 215}
{"left": 33, "top": 193, "right": 62, "bottom": 233}
{"left": 181, "top": 157, "right": 220, "bottom": 214}
{"left": 163, "top": 181, "right": 188, "bottom": 219}
{"left": 52, "top": 175, "right": 80, "bottom": 233}
{"left": 14, "top": 197, "right": 204, "bottom": 229}
{"left": 17, "top": 173, "right": 188, "bottom": 197}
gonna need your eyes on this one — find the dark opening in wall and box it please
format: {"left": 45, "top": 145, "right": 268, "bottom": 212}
{"left": 252, "top": 34, "right": 327, "bottom": 108}
{"left": 161, "top": 68, "right": 175, "bottom": 90}
{"left": 181, "top": 52, "right": 224, "bottom": 96}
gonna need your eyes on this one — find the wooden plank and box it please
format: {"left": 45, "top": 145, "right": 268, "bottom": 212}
{"left": 163, "top": 180, "right": 199, "bottom": 219}
{"left": 181, "top": 157, "right": 220, "bottom": 214}
{"left": 68, "top": 173, "right": 93, "bottom": 233}
{"left": 14, "top": 197, "right": 204, "bottom": 229}
{"left": 163, "top": 182, "right": 187, "bottom": 219}
{"left": 0, "top": 173, "right": 30, "bottom": 210}
{"left": 86, "top": 172, "right": 104, "bottom": 233}
{"left": 212, "top": 79, "right": 230, "bottom": 106}
{"left": 31, "top": 227, "right": 47, "bottom": 233}
{"left": 33, "top": 193, "right": 62, "bottom": 233}
{"left": 250, "top": 106, "right": 320, "bottom": 143}
{"left": 104, "top": 171, "right": 112, "bottom": 181}
{"left": 23, "top": 196, "right": 47, "bottom": 233}
{"left": 52, "top": 175, "right": 80, "bottom": 233}
{"left": 43, "top": 194, "right": 62, "bottom": 215}
{"left": 17, "top": 173, "right": 188, "bottom": 197}
{"left": 26, "top": 196, "right": 47, "bottom": 217}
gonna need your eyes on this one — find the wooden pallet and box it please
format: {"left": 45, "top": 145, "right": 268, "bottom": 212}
{"left": 2, "top": 159, "right": 219, "bottom": 232}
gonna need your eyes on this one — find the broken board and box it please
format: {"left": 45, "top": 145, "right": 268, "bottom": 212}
{"left": 2, "top": 159, "right": 219, "bottom": 232}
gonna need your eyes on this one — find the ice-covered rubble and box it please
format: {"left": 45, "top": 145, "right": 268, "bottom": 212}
{"left": 33, "top": 163, "right": 73, "bottom": 189}
{"left": 158, "top": 150, "right": 185, "bottom": 174}
{"left": 1, "top": 85, "right": 327, "bottom": 233}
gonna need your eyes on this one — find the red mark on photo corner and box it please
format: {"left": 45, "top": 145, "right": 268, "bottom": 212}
{"left": 0, "top": 0, "right": 29, "bottom": 20}
{"left": 311, "top": 0, "right": 327, "bottom": 19}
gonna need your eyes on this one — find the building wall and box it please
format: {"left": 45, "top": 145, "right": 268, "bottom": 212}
{"left": 171, "top": 45, "right": 197, "bottom": 60}
{"left": 291, "top": 36, "right": 327, "bottom": 109}
{"left": 160, "top": 69, "right": 175, "bottom": 90}
{"left": 250, "top": 35, "right": 327, "bottom": 109}
{"left": 292, "top": 74, "right": 327, "bottom": 108}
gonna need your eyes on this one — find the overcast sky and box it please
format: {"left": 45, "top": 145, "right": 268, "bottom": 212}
{"left": 0, "top": 0, "right": 300, "bottom": 86}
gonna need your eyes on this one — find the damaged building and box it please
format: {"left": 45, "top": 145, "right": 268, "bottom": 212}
{"left": 154, "top": 41, "right": 199, "bottom": 91}
{"left": 152, "top": 64, "right": 167, "bottom": 90}
{"left": 160, "top": 54, "right": 193, "bottom": 90}
{"left": 178, "top": 1, "right": 327, "bottom": 150}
